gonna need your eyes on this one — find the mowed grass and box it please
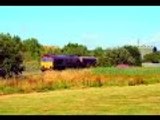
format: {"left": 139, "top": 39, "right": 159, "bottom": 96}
{"left": 0, "top": 83, "right": 160, "bottom": 115}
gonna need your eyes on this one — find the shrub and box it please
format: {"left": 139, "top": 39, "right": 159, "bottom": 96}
{"left": 124, "top": 45, "right": 142, "bottom": 66}
{"left": 143, "top": 52, "right": 160, "bottom": 63}
{"left": 105, "top": 47, "right": 135, "bottom": 66}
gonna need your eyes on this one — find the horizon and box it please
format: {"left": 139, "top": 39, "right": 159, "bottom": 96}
{"left": 0, "top": 6, "right": 160, "bottom": 50}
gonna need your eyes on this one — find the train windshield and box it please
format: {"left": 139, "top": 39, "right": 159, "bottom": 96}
{"left": 41, "top": 57, "right": 53, "bottom": 62}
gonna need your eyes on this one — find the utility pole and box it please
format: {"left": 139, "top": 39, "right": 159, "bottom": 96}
{"left": 137, "top": 39, "right": 140, "bottom": 47}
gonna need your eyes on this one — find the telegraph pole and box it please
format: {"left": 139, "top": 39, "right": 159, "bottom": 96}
{"left": 137, "top": 39, "right": 140, "bottom": 47}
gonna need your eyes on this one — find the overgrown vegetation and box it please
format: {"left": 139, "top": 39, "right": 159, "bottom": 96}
{"left": 0, "top": 67, "right": 160, "bottom": 95}
{"left": 23, "top": 38, "right": 42, "bottom": 61}
{"left": 143, "top": 52, "right": 160, "bottom": 63}
{"left": 0, "top": 33, "right": 24, "bottom": 78}
{"left": 124, "top": 45, "right": 142, "bottom": 66}
{"left": 62, "top": 43, "right": 89, "bottom": 56}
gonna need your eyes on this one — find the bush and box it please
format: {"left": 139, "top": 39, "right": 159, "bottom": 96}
{"left": 92, "top": 47, "right": 107, "bottom": 67}
{"left": 124, "top": 45, "right": 142, "bottom": 66}
{"left": 61, "top": 43, "right": 89, "bottom": 56}
{"left": 143, "top": 52, "right": 160, "bottom": 63}
{"left": 0, "top": 33, "right": 24, "bottom": 77}
{"left": 105, "top": 47, "right": 135, "bottom": 66}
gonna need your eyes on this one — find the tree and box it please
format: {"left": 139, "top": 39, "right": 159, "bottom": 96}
{"left": 123, "top": 45, "right": 142, "bottom": 66}
{"left": 62, "top": 43, "right": 89, "bottom": 56}
{"left": 23, "top": 38, "right": 43, "bottom": 61}
{"left": 93, "top": 47, "right": 104, "bottom": 56}
{"left": 105, "top": 47, "right": 135, "bottom": 67}
{"left": 153, "top": 46, "right": 157, "bottom": 53}
{"left": 143, "top": 52, "right": 160, "bottom": 63}
{"left": 41, "top": 46, "right": 62, "bottom": 55}
{"left": 92, "top": 47, "right": 106, "bottom": 66}
{"left": 0, "top": 33, "right": 24, "bottom": 78}
{"left": 53, "top": 47, "right": 62, "bottom": 55}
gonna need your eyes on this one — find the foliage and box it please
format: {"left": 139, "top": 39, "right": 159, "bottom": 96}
{"left": 61, "top": 43, "right": 89, "bottom": 56}
{"left": 105, "top": 47, "right": 135, "bottom": 66}
{"left": 22, "top": 38, "right": 43, "bottom": 61}
{"left": 143, "top": 52, "right": 160, "bottom": 63}
{"left": 123, "top": 45, "right": 142, "bottom": 66}
{"left": 92, "top": 47, "right": 106, "bottom": 66}
{"left": 152, "top": 46, "right": 157, "bottom": 53}
{"left": 41, "top": 46, "right": 62, "bottom": 55}
{"left": 90, "top": 45, "right": 142, "bottom": 67}
{"left": 0, "top": 33, "right": 24, "bottom": 77}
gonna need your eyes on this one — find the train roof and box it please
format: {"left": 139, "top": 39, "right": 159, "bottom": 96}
{"left": 42, "top": 54, "right": 79, "bottom": 58}
{"left": 42, "top": 54, "right": 97, "bottom": 59}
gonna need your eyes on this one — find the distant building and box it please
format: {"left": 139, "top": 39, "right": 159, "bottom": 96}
{"left": 138, "top": 45, "right": 153, "bottom": 59}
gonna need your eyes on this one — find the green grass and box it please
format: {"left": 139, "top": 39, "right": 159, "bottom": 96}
{"left": 91, "top": 67, "right": 160, "bottom": 85}
{"left": 92, "top": 67, "right": 160, "bottom": 76}
{"left": 0, "top": 83, "right": 160, "bottom": 114}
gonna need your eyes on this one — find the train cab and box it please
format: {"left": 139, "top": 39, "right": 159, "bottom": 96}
{"left": 40, "top": 54, "right": 54, "bottom": 71}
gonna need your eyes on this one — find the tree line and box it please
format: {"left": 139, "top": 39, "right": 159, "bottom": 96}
{"left": 0, "top": 33, "right": 143, "bottom": 77}
{"left": 143, "top": 46, "right": 160, "bottom": 63}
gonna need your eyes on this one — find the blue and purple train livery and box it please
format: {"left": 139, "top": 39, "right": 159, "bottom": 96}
{"left": 40, "top": 54, "right": 97, "bottom": 71}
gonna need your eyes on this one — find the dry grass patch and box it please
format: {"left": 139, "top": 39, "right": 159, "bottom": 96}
{"left": 0, "top": 67, "right": 160, "bottom": 94}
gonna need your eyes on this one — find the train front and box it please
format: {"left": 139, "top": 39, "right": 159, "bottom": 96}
{"left": 40, "top": 54, "right": 54, "bottom": 72}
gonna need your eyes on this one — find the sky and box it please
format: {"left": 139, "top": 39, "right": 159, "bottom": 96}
{"left": 0, "top": 6, "right": 160, "bottom": 50}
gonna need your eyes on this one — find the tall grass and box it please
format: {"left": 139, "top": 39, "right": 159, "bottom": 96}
{"left": 0, "top": 67, "right": 160, "bottom": 95}
{"left": 24, "top": 61, "right": 40, "bottom": 72}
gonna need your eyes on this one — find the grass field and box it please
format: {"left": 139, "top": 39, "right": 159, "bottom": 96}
{"left": 1, "top": 67, "right": 160, "bottom": 95}
{"left": 92, "top": 66, "right": 160, "bottom": 76}
{"left": 0, "top": 83, "right": 160, "bottom": 115}
{"left": 0, "top": 66, "right": 160, "bottom": 114}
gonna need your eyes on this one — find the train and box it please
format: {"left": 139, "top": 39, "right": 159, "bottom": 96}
{"left": 40, "top": 54, "right": 97, "bottom": 71}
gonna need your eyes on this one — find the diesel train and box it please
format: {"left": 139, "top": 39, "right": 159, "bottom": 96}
{"left": 40, "top": 54, "right": 97, "bottom": 71}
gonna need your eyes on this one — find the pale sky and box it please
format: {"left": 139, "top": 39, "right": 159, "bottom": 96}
{"left": 0, "top": 6, "right": 160, "bottom": 50}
